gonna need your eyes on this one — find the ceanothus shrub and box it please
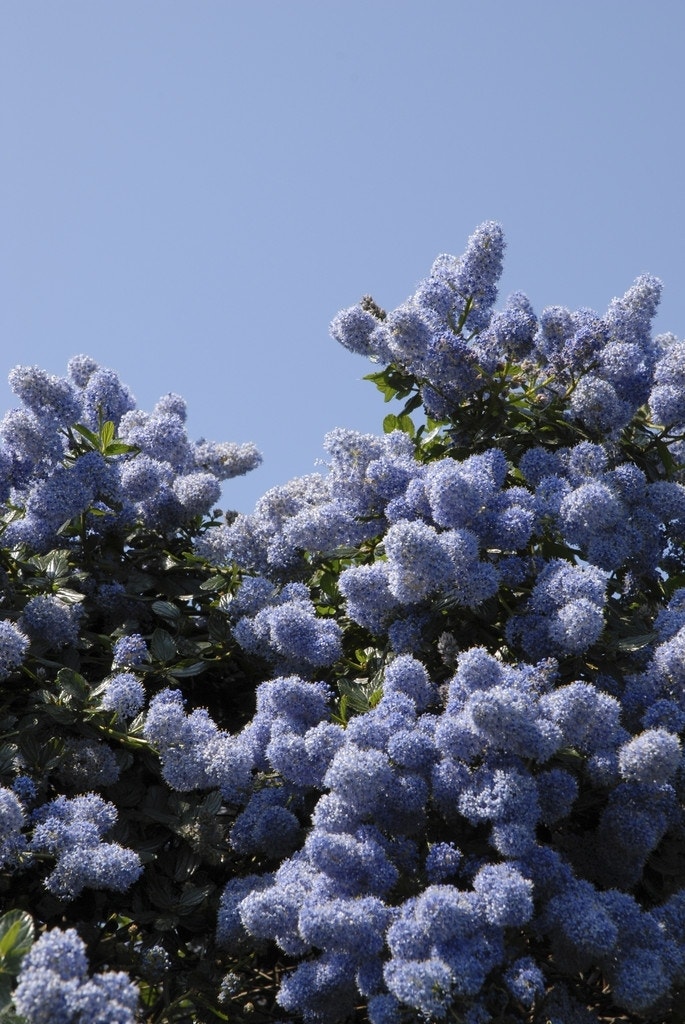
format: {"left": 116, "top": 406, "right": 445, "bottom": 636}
{"left": 2, "top": 225, "right": 685, "bottom": 1024}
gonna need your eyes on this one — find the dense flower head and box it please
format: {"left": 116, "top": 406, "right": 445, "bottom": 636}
{"left": 1, "top": 407, "right": 66, "bottom": 476}
{"left": 425, "top": 842, "right": 462, "bottom": 883}
{"left": 472, "top": 862, "right": 534, "bottom": 927}
{"left": 67, "top": 353, "right": 99, "bottom": 387}
{"left": 298, "top": 894, "right": 392, "bottom": 959}
{"left": 12, "top": 774, "right": 37, "bottom": 805}
{"left": 446, "top": 220, "right": 506, "bottom": 332}
{"left": 31, "top": 794, "right": 118, "bottom": 844}
{"left": 58, "top": 737, "right": 121, "bottom": 789}
{"left": 21, "top": 468, "right": 96, "bottom": 542}
{"left": 330, "top": 303, "right": 384, "bottom": 359}
{"left": 535, "top": 304, "right": 576, "bottom": 362}
{"left": 81, "top": 367, "right": 136, "bottom": 428}
{"left": 172, "top": 470, "right": 222, "bottom": 518}
{"left": 28, "top": 795, "right": 142, "bottom": 899}
{"left": 323, "top": 745, "right": 397, "bottom": 821}
{"left": 44, "top": 841, "right": 143, "bottom": 899}
{"left": 118, "top": 453, "right": 168, "bottom": 501}
{"left": 111, "top": 633, "right": 149, "bottom": 668}
{"left": 216, "top": 872, "right": 276, "bottom": 952}
{"left": 0, "top": 619, "right": 29, "bottom": 679}
{"left": 383, "top": 519, "right": 452, "bottom": 603}
{"left": 143, "top": 688, "right": 223, "bottom": 791}
{"left": 382, "top": 655, "right": 435, "bottom": 711}
{"left": 465, "top": 685, "right": 561, "bottom": 761}
{"left": 19, "top": 595, "right": 82, "bottom": 649}
{"left": 479, "top": 290, "right": 537, "bottom": 362}
{"left": 13, "top": 927, "right": 138, "bottom": 1024}
{"left": 100, "top": 671, "right": 145, "bottom": 720}
{"left": 0, "top": 785, "right": 26, "bottom": 866}
{"left": 338, "top": 562, "right": 399, "bottom": 634}
{"left": 8, "top": 365, "right": 82, "bottom": 426}
{"left": 384, "top": 956, "right": 454, "bottom": 1019}
{"left": 424, "top": 449, "right": 507, "bottom": 529}
{"left": 330, "top": 222, "right": 505, "bottom": 386}
{"left": 276, "top": 950, "right": 359, "bottom": 1022}
{"left": 618, "top": 728, "right": 682, "bottom": 784}
{"left": 605, "top": 273, "right": 662, "bottom": 349}
{"left": 234, "top": 589, "right": 343, "bottom": 672}
{"left": 503, "top": 956, "right": 546, "bottom": 1009}
{"left": 507, "top": 559, "right": 606, "bottom": 659}
{"left": 230, "top": 788, "right": 302, "bottom": 859}
{"left": 650, "top": 339, "right": 685, "bottom": 425}
{"left": 193, "top": 438, "right": 262, "bottom": 479}
{"left": 570, "top": 375, "right": 633, "bottom": 435}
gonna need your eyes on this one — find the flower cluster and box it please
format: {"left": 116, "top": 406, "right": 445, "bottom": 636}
{"left": 3, "top": 223, "right": 685, "bottom": 1024}
{"left": 29, "top": 794, "right": 143, "bottom": 899}
{"left": 231, "top": 582, "right": 343, "bottom": 674}
{"left": 206, "top": 224, "right": 685, "bottom": 1021}
{"left": 13, "top": 927, "right": 138, "bottom": 1024}
{"left": 0, "top": 620, "right": 29, "bottom": 679}
{"left": 1, "top": 356, "right": 262, "bottom": 552}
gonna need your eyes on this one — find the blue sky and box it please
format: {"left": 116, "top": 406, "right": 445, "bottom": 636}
{"left": 2, "top": 1, "right": 684, "bottom": 511}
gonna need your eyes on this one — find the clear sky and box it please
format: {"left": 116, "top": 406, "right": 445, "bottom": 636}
{"left": 1, "top": 1, "right": 684, "bottom": 511}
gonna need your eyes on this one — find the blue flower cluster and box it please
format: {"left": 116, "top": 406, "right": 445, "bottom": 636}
{"left": 4, "top": 222, "right": 685, "bottom": 1022}
{"left": 1, "top": 356, "right": 262, "bottom": 552}
{"left": 0, "top": 785, "right": 27, "bottom": 867}
{"left": 331, "top": 222, "right": 505, "bottom": 418}
{"left": 232, "top": 582, "right": 343, "bottom": 674}
{"left": 207, "top": 636, "right": 685, "bottom": 1019}
{"left": 202, "top": 224, "right": 685, "bottom": 1020}
{"left": 19, "top": 595, "right": 82, "bottom": 650}
{"left": 0, "top": 619, "right": 29, "bottom": 680}
{"left": 111, "top": 632, "right": 149, "bottom": 668}
{"left": 100, "top": 671, "right": 145, "bottom": 720}
{"left": 29, "top": 794, "right": 142, "bottom": 899}
{"left": 12, "top": 927, "right": 138, "bottom": 1024}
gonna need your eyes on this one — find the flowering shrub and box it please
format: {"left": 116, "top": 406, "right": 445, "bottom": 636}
{"left": 1, "top": 225, "right": 685, "bottom": 1022}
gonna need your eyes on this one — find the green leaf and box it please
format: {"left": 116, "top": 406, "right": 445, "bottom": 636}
{"left": 177, "top": 884, "right": 213, "bottom": 911}
{"left": 0, "top": 745, "right": 18, "bottom": 774}
{"left": 56, "top": 668, "right": 90, "bottom": 702}
{"left": 166, "top": 662, "right": 206, "bottom": 679}
{"left": 401, "top": 392, "right": 423, "bottom": 415}
{"left": 53, "top": 587, "right": 85, "bottom": 605}
{"left": 146, "top": 875, "right": 178, "bottom": 912}
{"left": 0, "top": 975, "right": 16, "bottom": 1016}
{"left": 613, "top": 632, "right": 657, "bottom": 653}
{"left": 363, "top": 371, "right": 387, "bottom": 386}
{"left": 207, "top": 611, "right": 233, "bottom": 643}
{"left": 0, "top": 910, "right": 35, "bottom": 975}
{"left": 125, "top": 568, "right": 157, "bottom": 593}
{"left": 201, "top": 789, "right": 223, "bottom": 815}
{"left": 100, "top": 421, "right": 116, "bottom": 449}
{"left": 42, "top": 704, "right": 79, "bottom": 724}
{"left": 72, "top": 423, "right": 100, "bottom": 447}
{"left": 364, "top": 369, "right": 402, "bottom": 403}
{"left": 368, "top": 687, "right": 383, "bottom": 709}
{"left": 337, "top": 693, "right": 349, "bottom": 724}
{"left": 383, "top": 413, "right": 399, "bottom": 434}
{"left": 150, "top": 628, "right": 177, "bottom": 662}
{"left": 151, "top": 600, "right": 181, "bottom": 623}
{"left": 103, "top": 441, "right": 140, "bottom": 456}
{"left": 29, "top": 549, "right": 71, "bottom": 579}
{"left": 199, "top": 575, "right": 227, "bottom": 591}
{"left": 396, "top": 414, "right": 415, "bottom": 437}
{"left": 337, "top": 679, "right": 378, "bottom": 715}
